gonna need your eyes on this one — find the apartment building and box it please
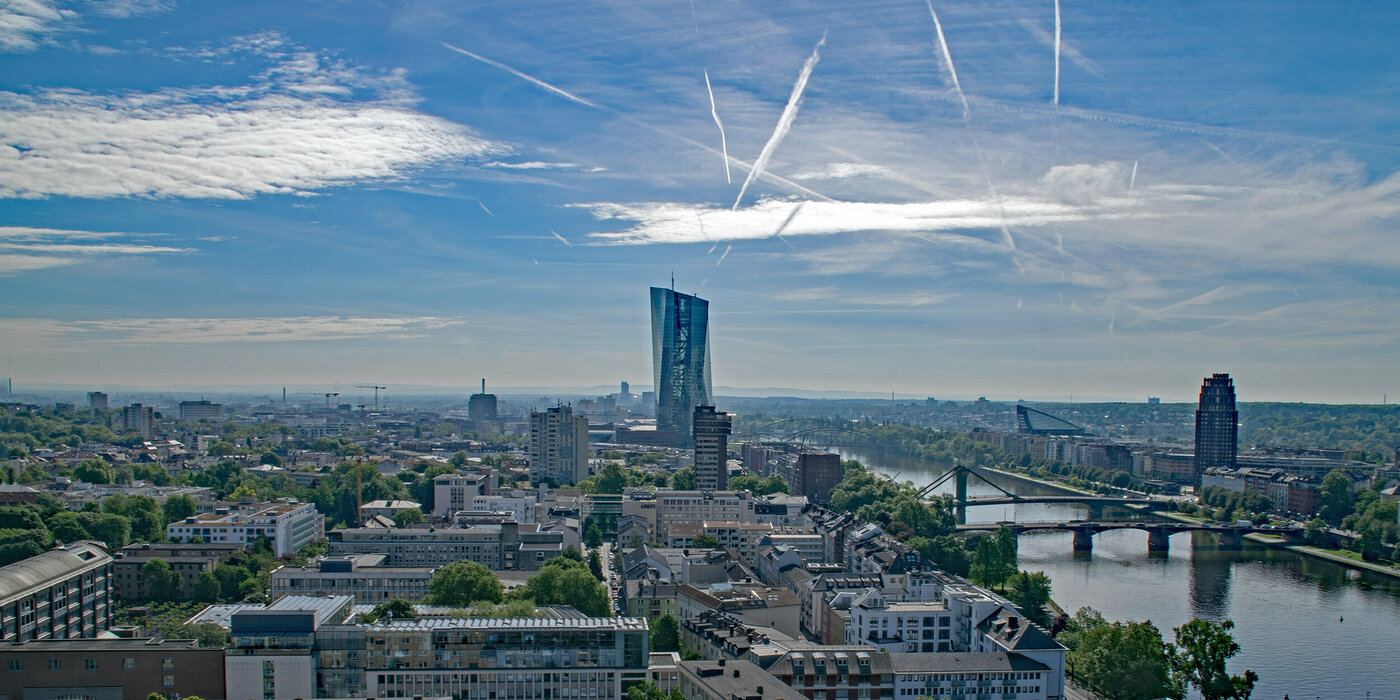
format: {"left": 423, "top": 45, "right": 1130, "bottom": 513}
{"left": 327, "top": 522, "right": 564, "bottom": 570}
{"left": 655, "top": 490, "right": 756, "bottom": 540}
{"left": 0, "top": 541, "right": 114, "bottom": 643}
{"left": 269, "top": 554, "right": 434, "bottom": 603}
{"left": 166, "top": 500, "right": 323, "bottom": 557}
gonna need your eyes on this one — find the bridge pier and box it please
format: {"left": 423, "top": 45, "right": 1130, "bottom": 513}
{"left": 1072, "top": 528, "right": 1095, "bottom": 552}
{"left": 1218, "top": 530, "right": 1243, "bottom": 550}
{"left": 955, "top": 470, "right": 968, "bottom": 525}
{"left": 1147, "top": 529, "right": 1171, "bottom": 553}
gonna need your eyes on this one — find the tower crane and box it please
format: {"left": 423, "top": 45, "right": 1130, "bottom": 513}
{"left": 355, "top": 385, "right": 387, "bottom": 410}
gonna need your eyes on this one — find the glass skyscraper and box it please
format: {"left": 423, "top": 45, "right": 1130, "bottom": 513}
{"left": 651, "top": 287, "right": 712, "bottom": 446}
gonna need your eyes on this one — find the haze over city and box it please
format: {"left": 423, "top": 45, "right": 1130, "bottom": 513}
{"left": 2, "top": 1, "right": 1398, "bottom": 402}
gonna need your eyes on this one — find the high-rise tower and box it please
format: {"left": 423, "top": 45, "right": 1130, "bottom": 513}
{"left": 1193, "top": 373, "right": 1238, "bottom": 487}
{"left": 692, "top": 405, "right": 731, "bottom": 491}
{"left": 651, "top": 287, "right": 712, "bottom": 446}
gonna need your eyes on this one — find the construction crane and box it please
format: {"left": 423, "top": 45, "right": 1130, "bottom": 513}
{"left": 292, "top": 392, "right": 340, "bottom": 413}
{"left": 355, "top": 385, "right": 387, "bottom": 410}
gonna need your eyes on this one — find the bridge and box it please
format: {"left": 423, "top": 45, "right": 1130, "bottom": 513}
{"left": 955, "top": 520, "right": 1303, "bottom": 553}
{"left": 917, "top": 465, "right": 1154, "bottom": 523}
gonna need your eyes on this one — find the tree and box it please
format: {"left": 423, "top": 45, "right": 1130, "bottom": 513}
{"left": 561, "top": 545, "right": 584, "bottom": 562}
{"left": 1068, "top": 615, "right": 1174, "bottom": 700}
{"left": 104, "top": 495, "right": 164, "bottom": 542}
{"left": 426, "top": 561, "right": 503, "bottom": 606}
{"left": 392, "top": 508, "right": 424, "bottom": 528}
{"left": 163, "top": 494, "right": 197, "bottom": 525}
{"left": 140, "top": 558, "right": 179, "bottom": 602}
{"left": 1171, "top": 619, "right": 1257, "bottom": 700}
{"left": 46, "top": 510, "right": 90, "bottom": 543}
{"left": 513, "top": 558, "right": 612, "bottom": 617}
{"left": 193, "top": 571, "right": 220, "bottom": 603}
{"left": 672, "top": 466, "right": 695, "bottom": 490}
{"left": 588, "top": 549, "right": 605, "bottom": 581}
{"left": 71, "top": 458, "right": 114, "bottom": 484}
{"left": 367, "top": 598, "right": 418, "bottom": 622}
{"left": 1005, "top": 571, "right": 1052, "bottom": 628}
{"left": 77, "top": 511, "right": 130, "bottom": 549}
{"left": 650, "top": 614, "right": 680, "bottom": 652}
{"left": 691, "top": 533, "right": 719, "bottom": 548}
{"left": 584, "top": 521, "right": 604, "bottom": 549}
{"left": 1317, "top": 469, "right": 1354, "bottom": 525}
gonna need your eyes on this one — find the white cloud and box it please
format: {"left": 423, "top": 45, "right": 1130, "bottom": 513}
{"left": 482, "top": 161, "right": 582, "bottom": 170}
{"left": 89, "top": 0, "right": 173, "bottom": 18}
{"left": 0, "top": 90, "right": 506, "bottom": 199}
{"left": 0, "top": 316, "right": 461, "bottom": 346}
{"left": 0, "top": 0, "right": 74, "bottom": 52}
{"left": 577, "top": 196, "right": 1126, "bottom": 246}
{"left": 792, "top": 162, "right": 891, "bottom": 181}
{"left": 0, "top": 225, "right": 190, "bottom": 275}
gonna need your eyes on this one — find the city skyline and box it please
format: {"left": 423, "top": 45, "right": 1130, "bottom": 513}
{"left": 1, "top": 2, "right": 1398, "bottom": 403}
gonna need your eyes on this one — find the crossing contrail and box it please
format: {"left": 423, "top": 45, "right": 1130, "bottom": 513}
{"left": 550, "top": 230, "right": 573, "bottom": 246}
{"left": 1053, "top": 0, "right": 1061, "bottom": 105}
{"left": 925, "top": 1, "right": 968, "bottom": 119}
{"left": 704, "top": 71, "right": 732, "bottom": 184}
{"left": 716, "top": 244, "right": 732, "bottom": 266}
{"left": 442, "top": 41, "right": 833, "bottom": 203}
{"left": 733, "top": 31, "right": 827, "bottom": 209}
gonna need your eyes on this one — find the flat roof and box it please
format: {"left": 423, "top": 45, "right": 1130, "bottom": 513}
{"left": 891, "top": 651, "right": 1050, "bottom": 673}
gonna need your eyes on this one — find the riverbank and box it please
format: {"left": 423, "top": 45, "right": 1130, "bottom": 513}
{"left": 978, "top": 464, "right": 1099, "bottom": 497}
{"left": 1288, "top": 545, "right": 1400, "bottom": 580}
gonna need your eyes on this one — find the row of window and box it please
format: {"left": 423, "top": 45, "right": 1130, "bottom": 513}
{"left": 7, "top": 657, "right": 172, "bottom": 671}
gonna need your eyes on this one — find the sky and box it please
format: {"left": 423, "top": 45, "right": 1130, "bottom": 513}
{"left": 1, "top": 0, "right": 1398, "bottom": 403}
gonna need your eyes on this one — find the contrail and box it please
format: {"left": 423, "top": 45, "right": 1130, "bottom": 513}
{"left": 478, "top": 201, "right": 494, "bottom": 216}
{"left": 442, "top": 42, "right": 833, "bottom": 202}
{"left": 687, "top": 0, "right": 701, "bottom": 40}
{"left": 1053, "top": 0, "right": 1061, "bottom": 105}
{"left": 732, "top": 31, "right": 827, "bottom": 209}
{"left": 773, "top": 201, "right": 805, "bottom": 248}
{"left": 925, "top": 1, "right": 968, "bottom": 119}
{"left": 716, "top": 244, "right": 732, "bottom": 266}
{"left": 443, "top": 43, "right": 601, "bottom": 109}
{"left": 1128, "top": 160, "right": 1138, "bottom": 193}
{"left": 704, "top": 71, "right": 732, "bottom": 184}
{"left": 550, "top": 230, "right": 573, "bottom": 246}
{"left": 924, "top": 3, "right": 1016, "bottom": 257}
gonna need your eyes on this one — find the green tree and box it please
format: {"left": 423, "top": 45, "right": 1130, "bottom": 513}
{"left": 104, "top": 495, "right": 163, "bottom": 542}
{"left": 650, "top": 613, "right": 680, "bottom": 652}
{"left": 392, "top": 508, "right": 424, "bottom": 528}
{"left": 425, "top": 561, "right": 504, "bottom": 606}
{"left": 671, "top": 466, "right": 695, "bottom": 490}
{"left": 584, "top": 521, "right": 604, "bottom": 549}
{"left": 1068, "top": 615, "right": 1174, "bottom": 700}
{"left": 691, "top": 533, "right": 719, "bottom": 548}
{"left": 367, "top": 598, "right": 418, "bottom": 622}
{"left": 588, "top": 549, "right": 605, "bottom": 581}
{"left": 1317, "top": 469, "right": 1355, "bottom": 525}
{"left": 1005, "top": 571, "right": 1053, "bottom": 628}
{"left": 77, "top": 511, "right": 130, "bottom": 549}
{"left": 561, "top": 545, "right": 584, "bottom": 562}
{"left": 513, "top": 558, "right": 612, "bottom": 617}
{"left": 163, "top": 494, "right": 197, "bottom": 525}
{"left": 140, "top": 558, "right": 179, "bottom": 602}
{"left": 1171, "top": 619, "right": 1258, "bottom": 700}
{"left": 1303, "top": 518, "right": 1329, "bottom": 545}
{"left": 71, "top": 458, "right": 114, "bottom": 484}
{"left": 192, "top": 571, "right": 220, "bottom": 603}
{"left": 47, "top": 511, "right": 89, "bottom": 543}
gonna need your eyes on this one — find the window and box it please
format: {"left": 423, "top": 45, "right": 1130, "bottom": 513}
{"left": 9, "top": 659, "right": 21, "bottom": 671}
{"left": 163, "top": 674, "right": 175, "bottom": 688}
{"left": 123, "top": 657, "right": 135, "bottom": 670}
{"left": 48, "top": 658, "right": 60, "bottom": 671}
{"left": 86, "top": 658, "right": 97, "bottom": 670}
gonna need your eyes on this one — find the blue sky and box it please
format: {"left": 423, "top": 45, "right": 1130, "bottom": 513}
{"left": 1, "top": 0, "right": 1398, "bottom": 402}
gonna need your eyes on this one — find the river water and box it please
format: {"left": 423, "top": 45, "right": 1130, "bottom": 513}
{"left": 838, "top": 447, "right": 1400, "bottom": 700}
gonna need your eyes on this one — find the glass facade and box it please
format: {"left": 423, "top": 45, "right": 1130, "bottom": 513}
{"left": 650, "top": 287, "right": 711, "bottom": 445}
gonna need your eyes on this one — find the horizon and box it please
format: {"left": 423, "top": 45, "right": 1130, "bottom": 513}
{"left": 3, "top": 2, "right": 1398, "bottom": 404}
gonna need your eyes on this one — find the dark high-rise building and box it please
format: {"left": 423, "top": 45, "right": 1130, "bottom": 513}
{"left": 1194, "top": 373, "right": 1238, "bottom": 487}
{"left": 468, "top": 378, "right": 498, "bottom": 421}
{"left": 651, "top": 287, "right": 712, "bottom": 446}
{"left": 692, "top": 405, "right": 731, "bottom": 491}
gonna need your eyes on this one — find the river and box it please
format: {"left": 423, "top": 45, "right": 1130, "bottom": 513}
{"left": 837, "top": 447, "right": 1400, "bottom": 700}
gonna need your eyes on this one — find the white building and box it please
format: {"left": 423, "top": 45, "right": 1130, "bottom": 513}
{"left": 892, "top": 652, "right": 1053, "bottom": 700}
{"left": 433, "top": 472, "right": 492, "bottom": 515}
{"left": 472, "top": 494, "right": 538, "bottom": 523}
{"left": 529, "top": 405, "right": 589, "bottom": 485}
{"left": 167, "top": 500, "right": 323, "bottom": 557}
{"left": 655, "top": 489, "right": 755, "bottom": 539}
{"left": 178, "top": 400, "right": 223, "bottom": 422}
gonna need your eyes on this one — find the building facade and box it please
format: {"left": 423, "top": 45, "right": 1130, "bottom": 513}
{"left": 1194, "top": 373, "right": 1238, "bottom": 487}
{"left": 693, "top": 406, "right": 732, "bottom": 491}
{"left": 0, "top": 637, "right": 227, "bottom": 700}
{"left": 327, "top": 522, "right": 564, "bottom": 570}
{"left": 86, "top": 391, "right": 108, "bottom": 411}
{"left": 270, "top": 554, "right": 434, "bottom": 603}
{"left": 113, "top": 543, "right": 242, "bottom": 601}
{"left": 652, "top": 287, "right": 712, "bottom": 447}
{"left": 0, "top": 542, "right": 114, "bottom": 643}
{"left": 178, "top": 400, "right": 223, "bottom": 422}
{"left": 529, "top": 405, "right": 589, "bottom": 485}
{"left": 122, "top": 404, "right": 155, "bottom": 438}
{"left": 166, "top": 500, "right": 323, "bottom": 557}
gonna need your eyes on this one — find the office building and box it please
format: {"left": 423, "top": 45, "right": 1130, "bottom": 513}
{"left": 784, "top": 451, "right": 841, "bottom": 505}
{"left": 178, "top": 399, "right": 223, "bottom": 422}
{"left": 0, "top": 541, "right": 114, "bottom": 643}
{"left": 1194, "top": 373, "right": 1238, "bottom": 487}
{"left": 225, "top": 595, "right": 353, "bottom": 700}
{"left": 693, "top": 405, "right": 732, "bottom": 491}
{"left": 529, "top": 404, "right": 589, "bottom": 485}
{"left": 166, "top": 500, "right": 323, "bottom": 557}
{"left": 432, "top": 472, "right": 493, "bottom": 516}
{"left": 270, "top": 554, "right": 434, "bottom": 603}
{"left": 0, "top": 637, "right": 227, "bottom": 700}
{"left": 677, "top": 659, "right": 811, "bottom": 700}
{"left": 468, "top": 378, "right": 498, "bottom": 421}
{"left": 651, "top": 287, "right": 712, "bottom": 446}
{"left": 87, "top": 391, "right": 108, "bottom": 410}
{"left": 113, "top": 542, "right": 242, "bottom": 600}
{"left": 122, "top": 403, "right": 155, "bottom": 438}
{"left": 655, "top": 490, "right": 756, "bottom": 540}
{"left": 327, "top": 522, "right": 565, "bottom": 570}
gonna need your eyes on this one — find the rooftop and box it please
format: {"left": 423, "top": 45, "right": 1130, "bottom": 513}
{"left": 0, "top": 542, "right": 110, "bottom": 606}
